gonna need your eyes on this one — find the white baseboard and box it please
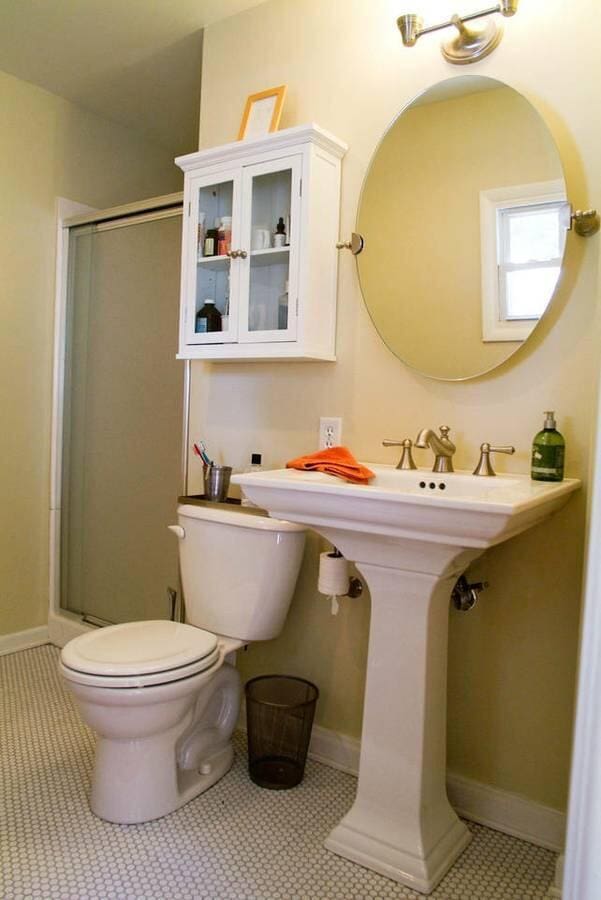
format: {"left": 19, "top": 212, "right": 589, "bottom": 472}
{"left": 308, "top": 722, "right": 362, "bottom": 775}
{"left": 546, "top": 854, "right": 564, "bottom": 898}
{"left": 47, "top": 611, "right": 92, "bottom": 648}
{"left": 266, "top": 719, "right": 566, "bottom": 854}
{"left": 446, "top": 770, "right": 565, "bottom": 853}
{"left": 0, "top": 625, "right": 50, "bottom": 657}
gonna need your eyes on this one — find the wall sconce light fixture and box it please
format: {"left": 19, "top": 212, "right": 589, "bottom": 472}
{"left": 398, "top": 0, "right": 518, "bottom": 65}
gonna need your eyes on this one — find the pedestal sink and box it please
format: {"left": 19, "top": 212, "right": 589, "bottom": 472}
{"left": 232, "top": 465, "right": 579, "bottom": 894}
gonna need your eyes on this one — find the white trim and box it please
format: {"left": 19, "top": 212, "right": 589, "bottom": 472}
{"left": 63, "top": 191, "right": 183, "bottom": 228}
{"left": 175, "top": 343, "right": 335, "bottom": 362}
{"left": 49, "top": 198, "right": 97, "bottom": 637}
{"left": 93, "top": 206, "right": 182, "bottom": 232}
{"left": 175, "top": 124, "right": 348, "bottom": 173}
{"left": 0, "top": 626, "right": 50, "bottom": 657}
{"left": 563, "top": 369, "right": 601, "bottom": 899}
{"left": 446, "top": 771, "right": 565, "bottom": 852}
{"left": 237, "top": 711, "right": 566, "bottom": 852}
{"left": 306, "top": 722, "right": 362, "bottom": 776}
{"left": 547, "top": 854, "right": 564, "bottom": 898}
{"left": 51, "top": 198, "right": 97, "bottom": 513}
{"left": 47, "top": 610, "right": 92, "bottom": 648}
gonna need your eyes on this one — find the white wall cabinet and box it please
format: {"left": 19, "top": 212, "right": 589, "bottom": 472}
{"left": 175, "top": 124, "right": 347, "bottom": 361}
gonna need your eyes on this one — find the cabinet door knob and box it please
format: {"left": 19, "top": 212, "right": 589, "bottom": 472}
{"left": 229, "top": 249, "right": 239, "bottom": 258}
{"left": 239, "top": 250, "right": 248, "bottom": 259}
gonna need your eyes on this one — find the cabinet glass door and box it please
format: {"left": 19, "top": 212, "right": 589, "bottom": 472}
{"left": 186, "top": 171, "right": 240, "bottom": 344}
{"left": 238, "top": 156, "right": 302, "bottom": 343}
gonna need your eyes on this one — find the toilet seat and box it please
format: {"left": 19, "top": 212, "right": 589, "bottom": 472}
{"left": 60, "top": 620, "right": 221, "bottom": 688}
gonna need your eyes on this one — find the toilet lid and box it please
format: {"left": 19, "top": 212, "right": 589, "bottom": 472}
{"left": 61, "top": 620, "right": 219, "bottom": 678}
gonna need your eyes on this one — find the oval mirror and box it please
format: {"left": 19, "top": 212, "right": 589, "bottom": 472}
{"left": 357, "top": 76, "right": 568, "bottom": 381}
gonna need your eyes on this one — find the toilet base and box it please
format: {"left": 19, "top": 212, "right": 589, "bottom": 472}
{"left": 91, "top": 739, "right": 235, "bottom": 824}
{"left": 62, "top": 662, "right": 243, "bottom": 825}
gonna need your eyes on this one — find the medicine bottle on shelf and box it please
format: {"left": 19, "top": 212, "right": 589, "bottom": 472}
{"left": 195, "top": 299, "right": 222, "bottom": 334}
{"left": 273, "top": 217, "right": 287, "bottom": 248}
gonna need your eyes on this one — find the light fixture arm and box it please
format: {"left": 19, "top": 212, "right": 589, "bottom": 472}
{"left": 417, "top": 5, "right": 503, "bottom": 39}
{"left": 397, "top": 1, "right": 519, "bottom": 64}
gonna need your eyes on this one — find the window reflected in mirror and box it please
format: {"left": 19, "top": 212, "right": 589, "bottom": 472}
{"left": 480, "top": 181, "right": 567, "bottom": 342}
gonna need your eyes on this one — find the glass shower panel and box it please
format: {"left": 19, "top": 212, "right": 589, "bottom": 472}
{"left": 61, "top": 213, "right": 184, "bottom": 624}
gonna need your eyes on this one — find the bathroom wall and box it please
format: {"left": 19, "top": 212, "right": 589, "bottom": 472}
{"left": 0, "top": 70, "right": 182, "bottom": 637}
{"left": 191, "top": 0, "right": 601, "bottom": 811}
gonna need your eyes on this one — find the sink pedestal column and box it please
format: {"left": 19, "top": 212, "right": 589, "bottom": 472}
{"left": 324, "top": 545, "right": 481, "bottom": 895}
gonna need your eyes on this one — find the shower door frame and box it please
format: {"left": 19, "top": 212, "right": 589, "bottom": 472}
{"left": 48, "top": 192, "right": 188, "bottom": 647}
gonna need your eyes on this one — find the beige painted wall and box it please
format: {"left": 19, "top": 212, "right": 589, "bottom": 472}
{"left": 191, "top": 0, "right": 601, "bottom": 811}
{"left": 358, "top": 84, "right": 561, "bottom": 379}
{"left": 0, "top": 69, "right": 182, "bottom": 636}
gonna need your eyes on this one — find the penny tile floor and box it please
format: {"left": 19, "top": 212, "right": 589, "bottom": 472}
{"left": 0, "top": 645, "right": 557, "bottom": 899}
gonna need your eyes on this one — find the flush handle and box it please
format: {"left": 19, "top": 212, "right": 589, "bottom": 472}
{"left": 168, "top": 525, "right": 185, "bottom": 539}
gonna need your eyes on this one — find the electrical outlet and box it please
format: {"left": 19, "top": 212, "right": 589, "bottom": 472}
{"left": 319, "top": 417, "right": 342, "bottom": 449}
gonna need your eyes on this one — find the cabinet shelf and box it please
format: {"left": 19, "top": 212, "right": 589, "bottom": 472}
{"left": 250, "top": 247, "right": 290, "bottom": 267}
{"left": 196, "top": 254, "right": 230, "bottom": 271}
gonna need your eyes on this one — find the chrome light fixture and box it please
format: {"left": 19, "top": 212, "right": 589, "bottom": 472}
{"left": 398, "top": 0, "right": 518, "bottom": 65}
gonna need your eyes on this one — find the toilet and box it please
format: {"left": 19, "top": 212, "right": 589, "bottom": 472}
{"left": 59, "top": 504, "right": 306, "bottom": 824}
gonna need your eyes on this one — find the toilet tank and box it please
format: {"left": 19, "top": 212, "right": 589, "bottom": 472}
{"left": 174, "top": 504, "right": 306, "bottom": 642}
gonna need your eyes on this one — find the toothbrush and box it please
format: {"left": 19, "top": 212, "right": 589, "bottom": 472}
{"left": 193, "top": 443, "right": 210, "bottom": 467}
{"left": 196, "top": 441, "right": 213, "bottom": 466}
{"left": 199, "top": 440, "right": 213, "bottom": 466}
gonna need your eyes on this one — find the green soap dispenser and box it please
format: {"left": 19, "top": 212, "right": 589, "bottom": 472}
{"left": 531, "top": 411, "right": 565, "bottom": 482}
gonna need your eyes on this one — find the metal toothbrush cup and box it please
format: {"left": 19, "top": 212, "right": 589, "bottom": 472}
{"left": 203, "top": 465, "right": 232, "bottom": 502}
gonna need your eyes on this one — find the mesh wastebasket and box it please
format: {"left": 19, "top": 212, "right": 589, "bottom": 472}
{"left": 245, "top": 675, "right": 319, "bottom": 790}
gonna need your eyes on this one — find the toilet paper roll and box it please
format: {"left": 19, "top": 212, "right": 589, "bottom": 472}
{"left": 318, "top": 552, "right": 350, "bottom": 597}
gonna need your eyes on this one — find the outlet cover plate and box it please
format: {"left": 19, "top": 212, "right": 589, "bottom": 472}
{"left": 319, "top": 417, "right": 342, "bottom": 450}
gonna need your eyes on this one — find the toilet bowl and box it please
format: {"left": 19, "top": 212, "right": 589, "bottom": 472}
{"left": 60, "top": 504, "right": 305, "bottom": 824}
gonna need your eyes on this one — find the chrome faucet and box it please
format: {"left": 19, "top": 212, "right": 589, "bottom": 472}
{"left": 415, "top": 425, "right": 456, "bottom": 473}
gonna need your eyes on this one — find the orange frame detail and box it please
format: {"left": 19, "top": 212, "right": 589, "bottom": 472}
{"left": 237, "top": 85, "right": 288, "bottom": 141}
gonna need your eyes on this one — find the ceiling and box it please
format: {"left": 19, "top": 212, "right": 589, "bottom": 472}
{"left": 0, "top": 0, "right": 266, "bottom": 156}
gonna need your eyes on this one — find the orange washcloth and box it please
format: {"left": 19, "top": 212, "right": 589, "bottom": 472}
{"left": 286, "top": 446, "right": 375, "bottom": 485}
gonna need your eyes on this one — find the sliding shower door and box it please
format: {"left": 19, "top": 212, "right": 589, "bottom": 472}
{"left": 61, "top": 209, "right": 185, "bottom": 624}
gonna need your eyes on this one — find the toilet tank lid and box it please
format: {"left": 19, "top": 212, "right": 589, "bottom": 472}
{"left": 177, "top": 504, "right": 305, "bottom": 532}
{"left": 61, "top": 620, "right": 218, "bottom": 677}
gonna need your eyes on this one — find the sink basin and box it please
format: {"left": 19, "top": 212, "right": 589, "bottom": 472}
{"left": 232, "top": 465, "right": 579, "bottom": 549}
{"left": 232, "top": 465, "right": 579, "bottom": 894}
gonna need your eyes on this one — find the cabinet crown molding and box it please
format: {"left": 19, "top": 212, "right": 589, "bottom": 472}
{"left": 175, "top": 123, "right": 348, "bottom": 173}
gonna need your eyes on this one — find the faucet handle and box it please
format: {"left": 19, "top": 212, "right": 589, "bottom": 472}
{"left": 472, "top": 442, "right": 516, "bottom": 477}
{"left": 382, "top": 438, "right": 418, "bottom": 470}
{"left": 438, "top": 425, "right": 456, "bottom": 451}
